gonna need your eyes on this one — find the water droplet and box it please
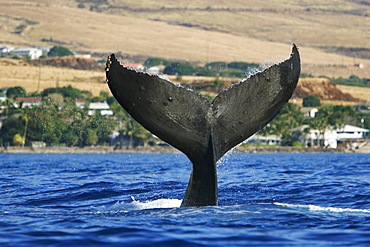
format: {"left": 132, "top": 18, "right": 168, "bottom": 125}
{"left": 266, "top": 78, "right": 271, "bottom": 82}
{"left": 168, "top": 97, "right": 173, "bottom": 101}
{"left": 243, "top": 111, "right": 247, "bottom": 114}
{"left": 137, "top": 97, "right": 141, "bottom": 100}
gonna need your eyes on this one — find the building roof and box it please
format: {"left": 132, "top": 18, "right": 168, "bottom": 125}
{"left": 16, "top": 97, "right": 42, "bottom": 102}
{"left": 89, "top": 102, "right": 110, "bottom": 110}
{"left": 337, "top": 124, "right": 369, "bottom": 133}
{"left": 121, "top": 63, "right": 144, "bottom": 69}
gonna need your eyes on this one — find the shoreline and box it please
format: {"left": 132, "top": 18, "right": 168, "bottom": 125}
{"left": 2, "top": 145, "right": 368, "bottom": 154}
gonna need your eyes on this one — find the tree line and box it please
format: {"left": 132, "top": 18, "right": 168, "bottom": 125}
{"left": 0, "top": 86, "right": 152, "bottom": 147}
{"left": 1, "top": 86, "right": 369, "bottom": 148}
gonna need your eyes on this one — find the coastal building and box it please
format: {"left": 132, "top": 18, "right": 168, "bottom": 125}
{"left": 299, "top": 124, "right": 368, "bottom": 149}
{"left": 245, "top": 134, "right": 282, "bottom": 146}
{"left": 336, "top": 124, "right": 369, "bottom": 141}
{"left": 146, "top": 65, "right": 166, "bottom": 75}
{"left": 13, "top": 47, "right": 43, "bottom": 60}
{"left": 14, "top": 97, "right": 43, "bottom": 108}
{"left": 88, "top": 102, "right": 114, "bottom": 116}
{"left": 301, "top": 107, "right": 319, "bottom": 118}
{"left": 75, "top": 100, "right": 113, "bottom": 116}
{"left": 0, "top": 87, "right": 9, "bottom": 102}
{"left": 0, "top": 45, "right": 14, "bottom": 54}
{"left": 121, "top": 63, "right": 145, "bottom": 72}
{"left": 353, "top": 102, "right": 370, "bottom": 113}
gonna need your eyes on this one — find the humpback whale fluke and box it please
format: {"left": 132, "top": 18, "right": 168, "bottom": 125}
{"left": 106, "top": 45, "right": 300, "bottom": 207}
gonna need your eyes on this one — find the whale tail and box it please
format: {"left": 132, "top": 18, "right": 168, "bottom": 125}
{"left": 106, "top": 45, "right": 300, "bottom": 207}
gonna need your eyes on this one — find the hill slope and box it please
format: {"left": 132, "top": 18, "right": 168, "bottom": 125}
{"left": 0, "top": 1, "right": 369, "bottom": 78}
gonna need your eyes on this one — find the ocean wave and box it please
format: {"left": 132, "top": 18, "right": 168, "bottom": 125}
{"left": 275, "top": 202, "right": 370, "bottom": 214}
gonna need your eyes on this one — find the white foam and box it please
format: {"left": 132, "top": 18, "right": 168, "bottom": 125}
{"left": 275, "top": 202, "right": 370, "bottom": 214}
{"left": 127, "top": 197, "right": 182, "bottom": 210}
{"left": 93, "top": 197, "right": 182, "bottom": 214}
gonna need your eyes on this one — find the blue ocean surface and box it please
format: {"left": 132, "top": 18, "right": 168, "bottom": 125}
{"left": 0, "top": 152, "right": 369, "bottom": 246}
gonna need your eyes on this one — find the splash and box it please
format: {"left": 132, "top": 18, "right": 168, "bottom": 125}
{"left": 127, "top": 196, "right": 182, "bottom": 210}
{"left": 275, "top": 202, "right": 370, "bottom": 214}
{"left": 94, "top": 197, "right": 182, "bottom": 214}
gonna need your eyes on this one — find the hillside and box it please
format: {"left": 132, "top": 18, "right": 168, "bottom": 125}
{"left": 294, "top": 78, "right": 358, "bottom": 101}
{"left": 0, "top": 0, "right": 369, "bottom": 78}
{"left": 1, "top": 56, "right": 369, "bottom": 105}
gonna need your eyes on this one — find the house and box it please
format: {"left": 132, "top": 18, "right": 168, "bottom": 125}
{"left": 245, "top": 134, "right": 282, "bottom": 146}
{"left": 0, "top": 87, "right": 9, "bottom": 102}
{"left": 146, "top": 65, "right": 166, "bottom": 75}
{"left": 301, "top": 107, "right": 319, "bottom": 118}
{"left": 354, "top": 63, "right": 364, "bottom": 69}
{"left": 88, "top": 101, "right": 113, "bottom": 116}
{"left": 0, "top": 45, "right": 14, "bottom": 54}
{"left": 13, "top": 47, "right": 43, "bottom": 60}
{"left": 353, "top": 102, "right": 370, "bottom": 113}
{"left": 300, "top": 124, "right": 368, "bottom": 149}
{"left": 300, "top": 127, "right": 338, "bottom": 149}
{"left": 15, "top": 97, "right": 42, "bottom": 108}
{"left": 336, "top": 124, "right": 369, "bottom": 140}
{"left": 75, "top": 100, "right": 113, "bottom": 116}
{"left": 121, "top": 63, "right": 145, "bottom": 72}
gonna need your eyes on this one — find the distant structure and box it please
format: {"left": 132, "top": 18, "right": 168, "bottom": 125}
{"left": 121, "top": 63, "right": 145, "bottom": 72}
{"left": 75, "top": 99, "right": 113, "bottom": 116}
{"left": 0, "top": 45, "right": 51, "bottom": 59}
{"left": 13, "top": 47, "right": 43, "bottom": 60}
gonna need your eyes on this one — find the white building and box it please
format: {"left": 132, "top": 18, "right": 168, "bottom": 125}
{"left": 13, "top": 47, "right": 43, "bottom": 60}
{"left": 146, "top": 65, "right": 166, "bottom": 75}
{"left": 121, "top": 63, "right": 145, "bottom": 72}
{"left": 336, "top": 124, "right": 369, "bottom": 140}
{"left": 301, "top": 107, "right": 319, "bottom": 118}
{"left": 300, "top": 124, "right": 368, "bottom": 149}
{"left": 88, "top": 102, "right": 113, "bottom": 116}
{"left": 0, "top": 87, "right": 9, "bottom": 102}
{"left": 15, "top": 97, "right": 43, "bottom": 108}
{"left": 245, "top": 134, "right": 282, "bottom": 146}
{"left": 75, "top": 100, "right": 113, "bottom": 116}
{"left": 0, "top": 45, "right": 14, "bottom": 53}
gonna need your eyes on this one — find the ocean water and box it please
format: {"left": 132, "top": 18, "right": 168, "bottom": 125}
{"left": 0, "top": 152, "right": 369, "bottom": 246}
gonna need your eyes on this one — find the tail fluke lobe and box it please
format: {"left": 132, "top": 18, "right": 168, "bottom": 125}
{"left": 106, "top": 54, "right": 211, "bottom": 165}
{"left": 211, "top": 44, "right": 300, "bottom": 160}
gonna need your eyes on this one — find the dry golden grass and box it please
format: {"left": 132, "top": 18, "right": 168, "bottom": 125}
{"left": 337, "top": 85, "right": 370, "bottom": 103}
{"left": 0, "top": 59, "right": 107, "bottom": 96}
{"left": 0, "top": 1, "right": 369, "bottom": 79}
{"left": 1, "top": 57, "right": 368, "bottom": 105}
{"left": 0, "top": 0, "right": 369, "bottom": 100}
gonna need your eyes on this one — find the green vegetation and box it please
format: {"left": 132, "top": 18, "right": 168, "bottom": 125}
{"left": 160, "top": 60, "right": 260, "bottom": 78}
{"left": 1, "top": 82, "right": 369, "bottom": 148}
{"left": 144, "top": 57, "right": 171, "bottom": 67}
{"left": 302, "top": 95, "right": 321, "bottom": 107}
{"left": 6, "top": 86, "right": 27, "bottom": 99}
{"left": 41, "top": 85, "right": 92, "bottom": 99}
{"left": 332, "top": 75, "right": 370, "bottom": 87}
{"left": 0, "top": 86, "right": 154, "bottom": 147}
{"left": 47, "top": 46, "right": 74, "bottom": 57}
{"left": 258, "top": 102, "right": 369, "bottom": 146}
